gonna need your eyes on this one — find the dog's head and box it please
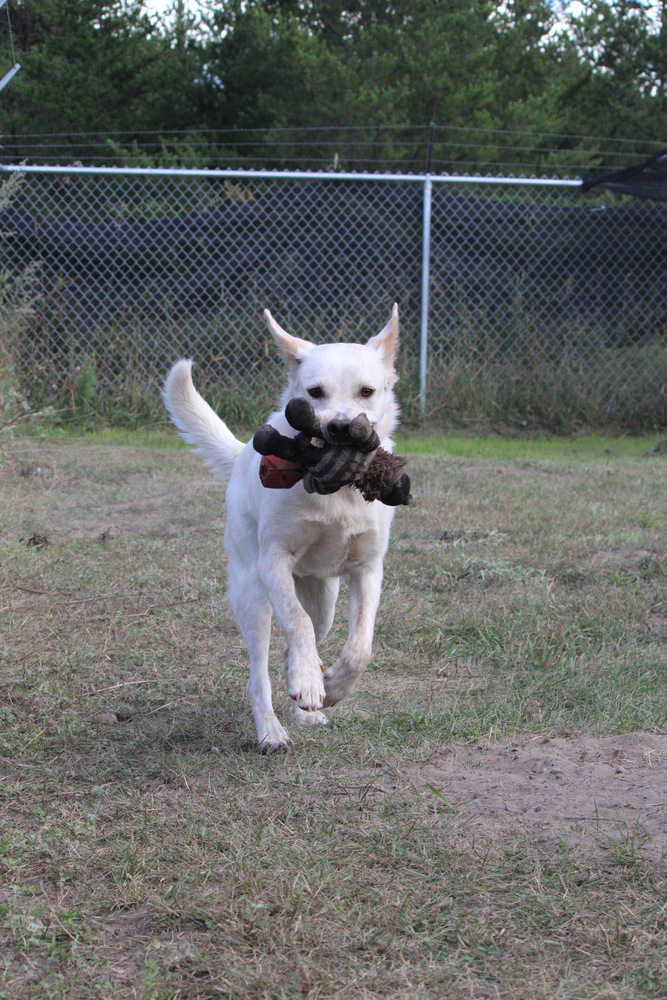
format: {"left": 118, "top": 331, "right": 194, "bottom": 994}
{"left": 264, "top": 305, "right": 400, "bottom": 444}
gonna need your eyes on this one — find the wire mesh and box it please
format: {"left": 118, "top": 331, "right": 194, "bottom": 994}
{"left": 1, "top": 167, "right": 665, "bottom": 422}
{"left": 425, "top": 182, "right": 667, "bottom": 417}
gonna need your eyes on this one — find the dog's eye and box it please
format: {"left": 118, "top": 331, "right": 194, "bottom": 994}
{"left": 308, "top": 386, "right": 323, "bottom": 399}
{"left": 360, "top": 387, "right": 375, "bottom": 399}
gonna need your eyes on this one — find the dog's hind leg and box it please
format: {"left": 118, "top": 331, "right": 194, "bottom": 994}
{"left": 323, "top": 561, "right": 383, "bottom": 707}
{"left": 295, "top": 575, "right": 340, "bottom": 644}
{"left": 289, "top": 576, "right": 339, "bottom": 727}
{"left": 228, "top": 571, "right": 292, "bottom": 753}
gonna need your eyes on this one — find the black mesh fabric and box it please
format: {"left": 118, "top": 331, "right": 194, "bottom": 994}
{"left": 582, "top": 148, "right": 667, "bottom": 202}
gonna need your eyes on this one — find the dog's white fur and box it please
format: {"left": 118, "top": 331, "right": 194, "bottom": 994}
{"left": 162, "top": 305, "right": 400, "bottom": 751}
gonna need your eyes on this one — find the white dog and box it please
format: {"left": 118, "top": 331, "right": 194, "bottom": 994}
{"left": 162, "top": 305, "right": 401, "bottom": 751}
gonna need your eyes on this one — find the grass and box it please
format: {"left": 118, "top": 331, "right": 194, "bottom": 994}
{"left": 0, "top": 430, "right": 665, "bottom": 998}
{"left": 22, "top": 421, "right": 666, "bottom": 460}
{"left": 398, "top": 431, "right": 665, "bottom": 461}
{"left": 8, "top": 334, "right": 667, "bottom": 435}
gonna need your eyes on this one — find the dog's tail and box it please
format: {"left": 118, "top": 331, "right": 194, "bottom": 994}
{"left": 162, "top": 360, "right": 244, "bottom": 480}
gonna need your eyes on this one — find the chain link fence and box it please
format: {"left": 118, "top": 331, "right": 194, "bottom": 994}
{"left": 1, "top": 165, "right": 665, "bottom": 428}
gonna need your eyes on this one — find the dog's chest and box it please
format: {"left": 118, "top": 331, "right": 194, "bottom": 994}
{"left": 294, "top": 522, "right": 377, "bottom": 578}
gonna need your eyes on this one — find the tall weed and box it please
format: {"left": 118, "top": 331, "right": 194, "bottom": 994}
{"left": 0, "top": 173, "right": 52, "bottom": 434}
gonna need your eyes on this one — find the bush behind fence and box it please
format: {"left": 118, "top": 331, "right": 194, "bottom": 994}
{"left": 1, "top": 167, "right": 665, "bottom": 430}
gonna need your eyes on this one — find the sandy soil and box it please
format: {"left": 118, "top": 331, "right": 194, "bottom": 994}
{"left": 418, "top": 731, "right": 666, "bottom": 858}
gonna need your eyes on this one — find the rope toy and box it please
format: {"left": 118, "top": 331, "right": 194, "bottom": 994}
{"left": 253, "top": 398, "right": 411, "bottom": 506}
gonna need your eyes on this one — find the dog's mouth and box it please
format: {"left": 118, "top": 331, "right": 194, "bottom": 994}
{"left": 321, "top": 412, "right": 380, "bottom": 451}
{"left": 323, "top": 426, "right": 354, "bottom": 446}
{"left": 322, "top": 419, "right": 373, "bottom": 446}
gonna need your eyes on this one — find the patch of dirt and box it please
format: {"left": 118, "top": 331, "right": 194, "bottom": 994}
{"left": 1, "top": 441, "right": 225, "bottom": 541}
{"left": 419, "top": 732, "right": 667, "bottom": 857}
{"left": 595, "top": 548, "right": 664, "bottom": 569}
{"left": 65, "top": 492, "right": 222, "bottom": 540}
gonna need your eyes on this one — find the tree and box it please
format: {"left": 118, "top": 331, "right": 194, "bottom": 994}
{"left": 0, "top": 0, "right": 209, "bottom": 150}
{"left": 200, "top": 0, "right": 562, "bottom": 170}
{"left": 1, "top": 0, "right": 664, "bottom": 172}
{"left": 557, "top": 1, "right": 667, "bottom": 140}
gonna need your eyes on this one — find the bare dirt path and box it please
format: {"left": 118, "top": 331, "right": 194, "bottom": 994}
{"left": 419, "top": 731, "right": 667, "bottom": 857}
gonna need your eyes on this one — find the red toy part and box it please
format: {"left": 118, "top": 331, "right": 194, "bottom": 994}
{"left": 259, "top": 454, "right": 306, "bottom": 489}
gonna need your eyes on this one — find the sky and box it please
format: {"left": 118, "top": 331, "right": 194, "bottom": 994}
{"left": 142, "top": 1, "right": 665, "bottom": 31}
{"left": 145, "top": 0, "right": 199, "bottom": 15}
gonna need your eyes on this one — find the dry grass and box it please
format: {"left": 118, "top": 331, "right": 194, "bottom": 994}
{"left": 0, "top": 431, "right": 665, "bottom": 999}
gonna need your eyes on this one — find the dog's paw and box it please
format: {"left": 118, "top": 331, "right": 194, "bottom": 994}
{"left": 323, "top": 653, "right": 365, "bottom": 707}
{"left": 290, "top": 702, "right": 329, "bottom": 727}
{"left": 257, "top": 718, "right": 293, "bottom": 754}
{"left": 285, "top": 653, "right": 326, "bottom": 712}
{"left": 288, "top": 676, "right": 325, "bottom": 712}
{"left": 322, "top": 671, "right": 353, "bottom": 707}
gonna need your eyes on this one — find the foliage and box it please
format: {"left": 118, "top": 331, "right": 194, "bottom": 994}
{"left": 0, "top": 1, "right": 665, "bottom": 171}
{"left": 0, "top": 172, "right": 51, "bottom": 437}
{"left": 0, "top": 0, "right": 207, "bottom": 137}
{"left": 72, "top": 354, "right": 97, "bottom": 422}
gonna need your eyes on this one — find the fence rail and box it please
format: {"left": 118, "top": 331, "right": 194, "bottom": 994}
{"left": 1, "top": 164, "right": 665, "bottom": 428}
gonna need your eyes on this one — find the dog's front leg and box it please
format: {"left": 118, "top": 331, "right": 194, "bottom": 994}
{"left": 258, "top": 549, "right": 326, "bottom": 712}
{"left": 323, "top": 562, "right": 383, "bottom": 706}
{"left": 227, "top": 567, "right": 292, "bottom": 753}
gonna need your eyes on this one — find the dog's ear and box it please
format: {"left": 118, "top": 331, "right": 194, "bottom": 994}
{"left": 367, "top": 303, "right": 399, "bottom": 376}
{"left": 264, "top": 310, "right": 313, "bottom": 372}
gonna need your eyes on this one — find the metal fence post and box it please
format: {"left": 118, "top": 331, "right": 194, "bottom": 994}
{"left": 419, "top": 122, "right": 435, "bottom": 417}
{"left": 419, "top": 173, "right": 433, "bottom": 417}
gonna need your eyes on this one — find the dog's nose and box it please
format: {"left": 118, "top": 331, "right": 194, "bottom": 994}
{"left": 327, "top": 417, "right": 351, "bottom": 440}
